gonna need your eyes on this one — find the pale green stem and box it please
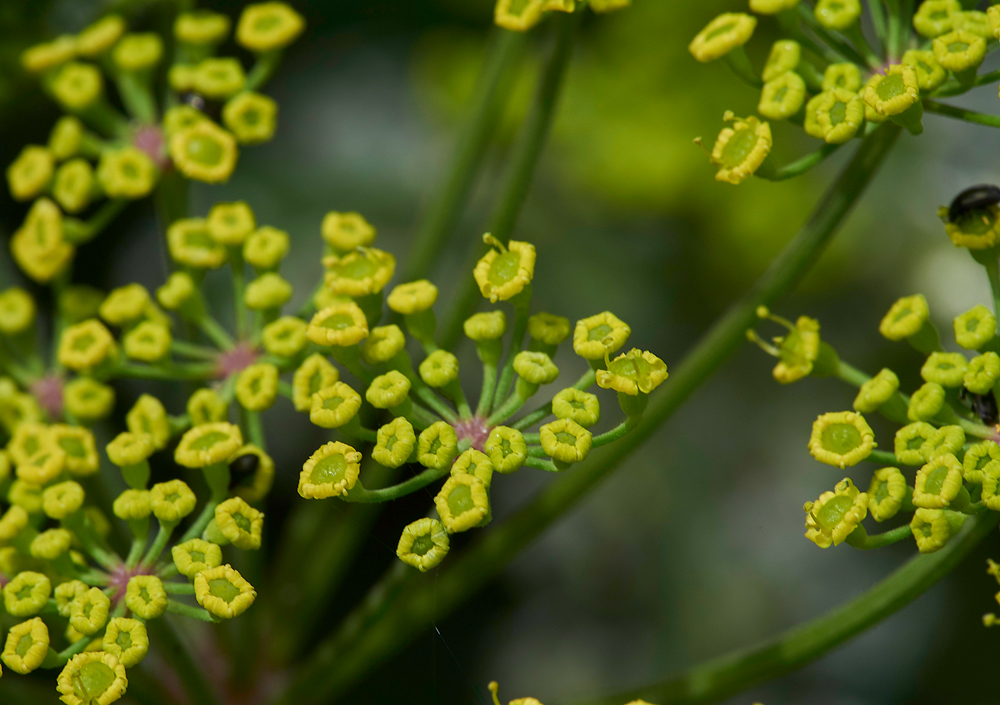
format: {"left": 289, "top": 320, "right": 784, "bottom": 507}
{"left": 197, "top": 314, "right": 235, "bottom": 350}
{"left": 488, "top": 392, "right": 527, "bottom": 426}
{"left": 440, "top": 11, "right": 582, "bottom": 350}
{"left": 231, "top": 249, "right": 249, "bottom": 340}
{"left": 797, "top": 4, "right": 868, "bottom": 65}
{"left": 525, "top": 457, "right": 559, "bottom": 472}
{"left": 278, "top": 124, "right": 902, "bottom": 705}
{"left": 141, "top": 521, "right": 176, "bottom": 568}
{"left": 591, "top": 415, "right": 642, "bottom": 448}
{"left": 343, "top": 465, "right": 451, "bottom": 503}
{"left": 170, "top": 339, "right": 219, "bottom": 360}
{"left": 245, "top": 50, "right": 282, "bottom": 92}
{"left": 982, "top": 250, "right": 1000, "bottom": 319}
{"left": 513, "top": 402, "right": 551, "bottom": 430}
{"left": 868, "top": 449, "right": 899, "bottom": 464}
{"left": 924, "top": 100, "right": 1000, "bottom": 128}
{"left": 757, "top": 143, "right": 841, "bottom": 182}
{"left": 573, "top": 511, "right": 998, "bottom": 705}
{"left": 934, "top": 68, "right": 1000, "bottom": 97}
{"left": 403, "top": 29, "right": 527, "bottom": 281}
{"left": 180, "top": 500, "right": 219, "bottom": 544}
{"left": 163, "top": 581, "right": 196, "bottom": 594}
{"left": 476, "top": 362, "right": 498, "bottom": 418}
{"left": 114, "top": 362, "right": 216, "bottom": 381}
{"left": 64, "top": 199, "right": 128, "bottom": 244}
{"left": 492, "top": 297, "right": 531, "bottom": 410}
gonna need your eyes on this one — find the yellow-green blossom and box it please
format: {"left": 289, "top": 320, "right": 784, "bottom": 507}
{"left": 814, "top": 0, "right": 860, "bottom": 30}
{"left": 215, "top": 497, "right": 264, "bottom": 549}
{"left": 932, "top": 29, "right": 986, "bottom": 73}
{"left": 397, "top": 517, "right": 450, "bottom": 571}
{"left": 262, "top": 316, "right": 308, "bottom": 358}
{"left": 123, "top": 321, "right": 171, "bottom": 362}
{"left": 758, "top": 72, "right": 807, "bottom": 122}
{"left": 963, "top": 441, "right": 1000, "bottom": 484}
{"left": 913, "top": 0, "right": 961, "bottom": 37}
{"left": 244, "top": 225, "right": 290, "bottom": 270}
{"left": 55, "top": 581, "right": 87, "bottom": 618}
{"left": 0, "top": 506, "right": 29, "bottom": 543}
{"left": 910, "top": 508, "right": 957, "bottom": 553}
{"left": 223, "top": 92, "right": 278, "bottom": 144}
{"left": 867, "top": 467, "right": 907, "bottom": 522}
{"left": 49, "top": 425, "right": 98, "bottom": 477}
{"left": 150, "top": 480, "right": 197, "bottom": 522}
{"left": 194, "top": 564, "right": 256, "bottom": 618}
{"left": 7, "top": 145, "right": 54, "bottom": 201}
{"left": 56, "top": 651, "right": 128, "bottom": 705}
{"left": 373, "top": 417, "right": 417, "bottom": 468}
{"left": 804, "top": 478, "right": 868, "bottom": 548}
{"left": 236, "top": 363, "right": 279, "bottom": 411}
{"left": 452, "top": 449, "right": 494, "bottom": 489}
{"left": 573, "top": 311, "right": 630, "bottom": 360}
{"left": 172, "top": 538, "right": 224, "bottom": 578}
{"left": 174, "top": 422, "right": 243, "bottom": 468}
{"left": 125, "top": 575, "right": 167, "bottom": 619}
{"left": 862, "top": 65, "right": 920, "bottom": 117}
{"left": 435, "top": 474, "right": 489, "bottom": 533}
{"left": 170, "top": 121, "right": 239, "bottom": 183}
{"left": 187, "top": 388, "right": 229, "bottom": 426}
{"left": 913, "top": 453, "right": 965, "bottom": 508}
{"left": 102, "top": 618, "right": 148, "bottom": 668}
{"left": 1, "top": 618, "right": 49, "bottom": 674}
{"left": 323, "top": 247, "right": 396, "bottom": 297}
{"left": 69, "top": 587, "right": 110, "bottom": 635}
{"left": 230, "top": 444, "right": 276, "bottom": 503}
{"left": 126, "top": 395, "right": 171, "bottom": 449}
{"left": 551, "top": 388, "right": 600, "bottom": 427}
{"left": 192, "top": 57, "right": 246, "bottom": 99}
{"left": 113, "top": 32, "right": 162, "bottom": 71}
{"left": 879, "top": 294, "right": 930, "bottom": 340}
{"left": 596, "top": 348, "right": 668, "bottom": 395}
{"left": 807, "top": 411, "right": 874, "bottom": 468}
{"left": 10, "top": 198, "right": 74, "bottom": 283}
{"left": 112, "top": 489, "right": 151, "bottom": 521}
{"left": 20, "top": 446, "right": 67, "bottom": 486}
{"left": 175, "top": 10, "right": 231, "bottom": 45}
{"left": 58, "top": 319, "right": 115, "bottom": 371}
{"left": 29, "top": 526, "right": 71, "bottom": 559}
{"left": 494, "top": 0, "right": 546, "bottom": 32}
{"left": 920, "top": 425, "right": 965, "bottom": 461}
{"left": 465, "top": 311, "right": 507, "bottom": 342}
{"left": 908, "top": 382, "right": 946, "bottom": 422}
{"left": 63, "top": 378, "right": 114, "bottom": 423}
{"left": 366, "top": 370, "right": 411, "bottom": 409}
{"left": 853, "top": 368, "right": 900, "bottom": 413}
{"left": 51, "top": 63, "right": 103, "bottom": 112}
{"left": 207, "top": 201, "right": 256, "bottom": 247}
{"left": 307, "top": 302, "right": 369, "bottom": 347}
{"left": 53, "top": 158, "right": 96, "bottom": 213}
{"left": 540, "top": 418, "right": 592, "bottom": 464}
{"left": 107, "top": 429, "right": 156, "bottom": 468}
{"left": 361, "top": 325, "right": 406, "bottom": 364}
{"left": 420, "top": 350, "right": 459, "bottom": 388}
{"left": 688, "top": 13, "right": 756, "bottom": 62}
{"left": 299, "top": 441, "right": 362, "bottom": 499}
{"left": 954, "top": 305, "right": 996, "bottom": 349}
{"left": 168, "top": 218, "right": 229, "bottom": 269}
{"left": 902, "top": 49, "right": 948, "bottom": 91}
{"left": 803, "top": 89, "right": 865, "bottom": 144}
{"left": 513, "top": 351, "right": 559, "bottom": 386}
{"left": 292, "top": 353, "right": 340, "bottom": 411}
{"left": 709, "top": 112, "right": 772, "bottom": 185}
{"left": 97, "top": 147, "right": 157, "bottom": 199}
{"left": 0, "top": 287, "right": 35, "bottom": 335}
{"left": 895, "top": 421, "right": 937, "bottom": 465}
{"left": 388, "top": 280, "right": 438, "bottom": 315}
{"left": 965, "top": 352, "right": 1000, "bottom": 394}
{"left": 417, "top": 421, "right": 459, "bottom": 469}
{"left": 474, "top": 236, "right": 537, "bottom": 304}
{"left": 310, "top": 382, "right": 362, "bottom": 428}
{"left": 921, "top": 351, "right": 968, "bottom": 387}
{"left": 822, "top": 62, "right": 862, "bottom": 92}
{"left": 484, "top": 426, "right": 527, "bottom": 474}
{"left": 944, "top": 201, "right": 1000, "bottom": 250}
{"left": 236, "top": 2, "right": 305, "bottom": 52}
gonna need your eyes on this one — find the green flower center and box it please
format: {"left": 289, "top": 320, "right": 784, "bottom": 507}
{"left": 411, "top": 534, "right": 435, "bottom": 556}
{"left": 705, "top": 22, "right": 736, "bottom": 41}
{"left": 385, "top": 434, "right": 399, "bottom": 452}
{"left": 320, "top": 313, "right": 355, "bottom": 330}
{"left": 820, "top": 422, "right": 862, "bottom": 454}
{"left": 311, "top": 453, "right": 347, "bottom": 485}
{"left": 874, "top": 481, "right": 890, "bottom": 505}
{"left": 184, "top": 134, "right": 224, "bottom": 166}
{"left": 209, "top": 578, "right": 242, "bottom": 602}
{"left": 190, "top": 431, "right": 229, "bottom": 450}
{"left": 240, "top": 108, "right": 261, "bottom": 125}
{"left": 17, "top": 585, "right": 34, "bottom": 600}
{"left": 116, "top": 630, "right": 132, "bottom": 651}
{"left": 334, "top": 256, "right": 379, "bottom": 280}
{"left": 948, "top": 41, "right": 969, "bottom": 53}
{"left": 907, "top": 435, "right": 926, "bottom": 451}
{"left": 232, "top": 512, "right": 251, "bottom": 532}
{"left": 254, "top": 14, "right": 283, "bottom": 31}
{"left": 184, "top": 227, "right": 216, "bottom": 249}
{"left": 815, "top": 494, "right": 854, "bottom": 530}
{"left": 555, "top": 431, "right": 578, "bottom": 446}
{"left": 587, "top": 323, "right": 614, "bottom": 342}
{"left": 322, "top": 396, "right": 344, "bottom": 411}
{"left": 773, "top": 85, "right": 788, "bottom": 103}
{"left": 73, "top": 661, "right": 116, "bottom": 701}
{"left": 72, "top": 333, "right": 95, "bottom": 351}
{"left": 508, "top": 0, "right": 533, "bottom": 15}
{"left": 190, "top": 550, "right": 206, "bottom": 563}
{"left": 721, "top": 127, "right": 758, "bottom": 168}
{"left": 23, "top": 436, "right": 39, "bottom": 456}
{"left": 924, "top": 466, "right": 950, "bottom": 495}
{"left": 16, "top": 634, "right": 33, "bottom": 657}
{"left": 875, "top": 73, "right": 905, "bottom": 101}
{"left": 447, "top": 484, "right": 475, "bottom": 515}
{"left": 829, "top": 100, "right": 847, "bottom": 127}
{"left": 488, "top": 250, "right": 521, "bottom": 286}
{"left": 609, "top": 355, "right": 652, "bottom": 381}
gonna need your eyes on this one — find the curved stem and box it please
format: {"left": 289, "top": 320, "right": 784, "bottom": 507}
{"left": 403, "top": 30, "right": 526, "bottom": 281}
{"left": 591, "top": 415, "right": 641, "bottom": 448}
{"left": 845, "top": 523, "right": 912, "bottom": 549}
{"left": 867, "top": 448, "right": 899, "bottom": 465}
{"left": 924, "top": 100, "right": 1000, "bottom": 128}
{"left": 278, "top": 123, "right": 902, "bottom": 705}
{"left": 344, "top": 465, "right": 451, "bottom": 503}
{"left": 573, "top": 511, "right": 998, "bottom": 705}
{"left": 756, "top": 143, "right": 841, "bottom": 182}
{"left": 439, "top": 11, "right": 582, "bottom": 350}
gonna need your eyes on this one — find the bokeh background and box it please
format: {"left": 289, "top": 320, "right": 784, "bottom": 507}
{"left": 2, "top": 1, "right": 1000, "bottom": 703}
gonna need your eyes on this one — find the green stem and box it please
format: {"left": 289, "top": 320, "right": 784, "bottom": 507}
{"left": 721, "top": 48, "right": 762, "bottom": 89}
{"left": 114, "top": 362, "right": 216, "bottom": 382}
{"left": 64, "top": 200, "right": 128, "bottom": 244}
{"left": 867, "top": 448, "right": 899, "bottom": 464}
{"left": 982, "top": 251, "right": 1000, "bottom": 318}
{"left": 244, "top": 50, "right": 282, "bottom": 92}
{"left": 513, "top": 402, "right": 551, "bottom": 430}
{"left": 344, "top": 465, "right": 451, "bottom": 503}
{"left": 163, "top": 581, "right": 196, "bottom": 594}
{"left": 573, "top": 510, "right": 998, "bottom": 705}
{"left": 756, "top": 143, "right": 841, "bottom": 182}
{"left": 591, "top": 416, "right": 642, "bottom": 448}
{"left": 797, "top": 5, "right": 868, "bottom": 65}
{"left": 476, "top": 363, "right": 498, "bottom": 418}
{"left": 197, "top": 314, "right": 235, "bottom": 350}
{"left": 403, "top": 30, "right": 526, "bottom": 281}
{"left": 843, "top": 24, "right": 881, "bottom": 69}
{"left": 439, "top": 11, "right": 582, "bottom": 350}
{"left": 867, "top": 0, "right": 887, "bottom": 48}
{"left": 934, "top": 68, "right": 1000, "bottom": 97}
{"left": 492, "top": 295, "right": 531, "bottom": 410}
{"left": 845, "top": 523, "right": 912, "bottom": 549}
{"left": 181, "top": 501, "right": 219, "bottom": 544}
{"left": 524, "top": 456, "right": 559, "bottom": 472}
{"left": 170, "top": 340, "right": 219, "bottom": 361}
{"left": 278, "top": 124, "right": 901, "bottom": 705}
{"left": 924, "top": 100, "right": 1000, "bottom": 128}
{"left": 488, "top": 392, "right": 527, "bottom": 426}
{"left": 141, "top": 521, "right": 176, "bottom": 568}
{"left": 115, "top": 71, "right": 158, "bottom": 124}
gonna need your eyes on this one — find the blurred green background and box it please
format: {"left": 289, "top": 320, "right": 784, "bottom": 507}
{"left": 2, "top": 0, "right": 1000, "bottom": 703}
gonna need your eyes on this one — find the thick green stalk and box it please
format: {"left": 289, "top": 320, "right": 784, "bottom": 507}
{"left": 404, "top": 30, "right": 526, "bottom": 281}
{"left": 574, "top": 511, "right": 998, "bottom": 705}
{"left": 279, "top": 123, "right": 901, "bottom": 705}
{"left": 440, "top": 11, "right": 582, "bottom": 350}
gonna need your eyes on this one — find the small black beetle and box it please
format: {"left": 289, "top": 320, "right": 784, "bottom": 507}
{"left": 948, "top": 184, "right": 1000, "bottom": 223}
{"left": 229, "top": 453, "right": 260, "bottom": 477}
{"left": 959, "top": 387, "right": 999, "bottom": 427}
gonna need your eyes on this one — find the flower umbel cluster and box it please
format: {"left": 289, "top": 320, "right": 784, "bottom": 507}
{"left": 6, "top": 2, "right": 301, "bottom": 283}
{"left": 690, "top": 1, "right": 1000, "bottom": 184}
{"left": 748, "top": 185, "right": 1000, "bottom": 612}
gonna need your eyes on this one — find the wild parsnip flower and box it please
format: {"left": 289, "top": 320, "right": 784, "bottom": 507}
{"left": 361, "top": 325, "right": 406, "bottom": 365}
{"left": 299, "top": 441, "right": 362, "bottom": 498}
{"left": 513, "top": 351, "right": 559, "bottom": 391}
{"left": 920, "top": 425, "right": 965, "bottom": 461}
{"left": 688, "top": 13, "right": 756, "bottom": 63}
{"left": 803, "top": 478, "right": 868, "bottom": 548}
{"left": 485, "top": 426, "right": 527, "bottom": 474}
{"left": 245, "top": 225, "right": 290, "bottom": 270}
{"left": 53, "top": 158, "right": 95, "bottom": 213}
{"left": 807, "top": 411, "right": 874, "bottom": 468}
{"left": 573, "top": 312, "right": 630, "bottom": 360}
{"left": 123, "top": 322, "right": 171, "bottom": 362}
{"left": 168, "top": 218, "right": 229, "bottom": 269}
{"left": 307, "top": 302, "right": 369, "bottom": 346}
{"left": 69, "top": 587, "right": 111, "bottom": 635}
{"left": 97, "top": 147, "right": 157, "bottom": 199}
{"left": 51, "top": 62, "right": 104, "bottom": 111}
{"left": 310, "top": 382, "right": 362, "bottom": 428}
{"left": 56, "top": 652, "right": 128, "bottom": 705}
{"left": 194, "top": 564, "right": 256, "bottom": 618}
{"left": 125, "top": 575, "right": 168, "bottom": 619}
{"left": 113, "top": 489, "right": 151, "bottom": 521}
{"left": 418, "top": 422, "right": 459, "bottom": 469}
{"left": 208, "top": 201, "right": 256, "bottom": 246}
{"left": 3, "top": 571, "right": 51, "bottom": 617}
{"left": 30, "top": 528, "right": 71, "bottom": 561}
{"left": 465, "top": 311, "right": 508, "bottom": 364}
{"left": 954, "top": 305, "right": 996, "bottom": 350}
{"left": 867, "top": 467, "right": 907, "bottom": 522}
{"left": 894, "top": 421, "right": 936, "bottom": 466}
{"left": 964, "top": 352, "right": 1000, "bottom": 394}
{"left": 910, "top": 508, "right": 959, "bottom": 553}
{"left": 388, "top": 280, "right": 438, "bottom": 315}
{"left": 552, "top": 388, "right": 601, "bottom": 427}
{"left": 0, "top": 287, "right": 35, "bottom": 335}
{"left": 932, "top": 29, "right": 986, "bottom": 74}
{"left": 709, "top": 112, "right": 771, "bottom": 185}
{"left": 921, "top": 351, "right": 967, "bottom": 387}
{"left": 540, "top": 418, "right": 592, "bottom": 464}
{"left": 103, "top": 618, "right": 149, "bottom": 668}
{"left": 397, "top": 518, "right": 450, "bottom": 572}
{"left": 804, "top": 89, "right": 865, "bottom": 144}
{"left": 215, "top": 497, "right": 264, "bottom": 549}
{"left": 494, "top": 0, "right": 546, "bottom": 31}
{"left": 187, "top": 388, "right": 229, "bottom": 426}
{"left": 321, "top": 211, "right": 376, "bottom": 251}
{"left": 10, "top": 198, "right": 74, "bottom": 283}
{"left": 22, "top": 447, "right": 68, "bottom": 486}
{"left": 366, "top": 370, "right": 411, "bottom": 409}
{"left": 174, "top": 422, "right": 244, "bottom": 468}
{"left": 964, "top": 441, "right": 1000, "bottom": 484}
{"left": 236, "top": 363, "right": 280, "bottom": 411}
{"left": 150, "top": 480, "right": 198, "bottom": 522}
{"left": 419, "top": 350, "right": 459, "bottom": 388}
{"left": 172, "top": 538, "right": 224, "bottom": 578}
{"left": 52, "top": 425, "right": 100, "bottom": 476}
{"left": 113, "top": 32, "right": 163, "bottom": 71}
{"left": 913, "top": 0, "right": 961, "bottom": 38}
{"left": 263, "top": 316, "right": 309, "bottom": 358}
{"left": 908, "top": 382, "right": 946, "bottom": 422}
{"left": 0, "top": 506, "right": 29, "bottom": 543}
{"left": 879, "top": 294, "right": 930, "bottom": 341}
{"left": 127, "top": 395, "right": 171, "bottom": 449}
{"left": 902, "top": 50, "right": 948, "bottom": 91}
{"left": 853, "top": 368, "right": 900, "bottom": 413}
{"left": 822, "top": 62, "right": 861, "bottom": 92}
{"left": 223, "top": 92, "right": 278, "bottom": 144}
{"left": 293, "top": 353, "right": 340, "bottom": 411}
{"left": 230, "top": 444, "right": 276, "bottom": 502}
{"left": 7, "top": 145, "right": 54, "bottom": 201}
{"left": 954, "top": 9, "right": 992, "bottom": 37}
{"left": 761, "top": 40, "right": 800, "bottom": 82}
{"left": 435, "top": 474, "right": 490, "bottom": 533}
{"left": 474, "top": 235, "right": 536, "bottom": 303}
{"left": 176, "top": 10, "right": 231, "bottom": 45}
{"left": 170, "top": 120, "right": 239, "bottom": 183}
{"left": 236, "top": 2, "right": 305, "bottom": 52}
{"left": 913, "top": 453, "right": 965, "bottom": 508}
{"left": 862, "top": 65, "right": 920, "bottom": 118}
{"left": 372, "top": 417, "right": 416, "bottom": 468}
{"left": 21, "top": 35, "right": 76, "bottom": 73}
{"left": 596, "top": 348, "right": 668, "bottom": 395}
{"left": 943, "top": 199, "right": 1000, "bottom": 249}
{"left": 2, "top": 618, "right": 49, "bottom": 674}
{"left": 814, "top": 0, "right": 860, "bottom": 30}
{"left": 452, "top": 449, "right": 495, "bottom": 489}
{"left": 759, "top": 72, "right": 807, "bottom": 121}
{"left": 64, "top": 377, "right": 114, "bottom": 423}
{"left": 58, "top": 319, "right": 115, "bottom": 371}
{"left": 749, "top": 0, "right": 799, "bottom": 13}
{"left": 192, "top": 58, "right": 246, "bottom": 99}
